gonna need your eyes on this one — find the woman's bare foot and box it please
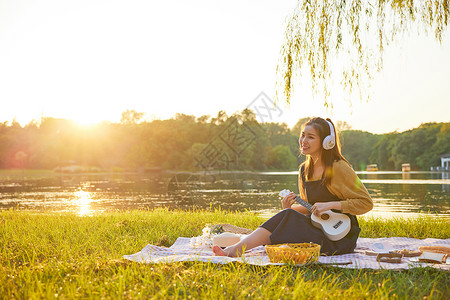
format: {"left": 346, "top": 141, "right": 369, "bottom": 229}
{"left": 212, "top": 227, "right": 271, "bottom": 257}
{"left": 212, "top": 245, "right": 226, "bottom": 256}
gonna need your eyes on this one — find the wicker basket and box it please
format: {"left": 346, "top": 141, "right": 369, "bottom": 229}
{"left": 265, "top": 243, "right": 321, "bottom": 264}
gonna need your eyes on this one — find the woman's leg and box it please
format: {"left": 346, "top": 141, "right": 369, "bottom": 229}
{"left": 213, "top": 209, "right": 296, "bottom": 257}
{"left": 213, "top": 227, "right": 271, "bottom": 257}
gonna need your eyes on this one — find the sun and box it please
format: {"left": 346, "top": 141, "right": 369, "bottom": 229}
{"left": 67, "top": 110, "right": 114, "bottom": 126}
{"left": 72, "top": 116, "right": 101, "bottom": 126}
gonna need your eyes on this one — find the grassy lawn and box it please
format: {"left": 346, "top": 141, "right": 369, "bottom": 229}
{"left": 1, "top": 209, "right": 449, "bottom": 299}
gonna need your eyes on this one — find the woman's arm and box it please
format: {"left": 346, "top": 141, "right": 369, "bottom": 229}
{"left": 327, "top": 160, "right": 373, "bottom": 215}
{"left": 290, "top": 204, "right": 310, "bottom": 215}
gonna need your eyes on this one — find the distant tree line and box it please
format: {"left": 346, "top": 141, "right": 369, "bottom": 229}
{"left": 368, "top": 122, "right": 450, "bottom": 171}
{"left": 0, "top": 110, "right": 448, "bottom": 171}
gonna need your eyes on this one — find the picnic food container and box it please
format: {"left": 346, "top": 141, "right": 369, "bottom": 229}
{"left": 265, "top": 243, "right": 321, "bottom": 264}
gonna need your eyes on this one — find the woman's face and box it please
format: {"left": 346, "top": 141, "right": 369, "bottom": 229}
{"left": 300, "top": 125, "right": 322, "bottom": 157}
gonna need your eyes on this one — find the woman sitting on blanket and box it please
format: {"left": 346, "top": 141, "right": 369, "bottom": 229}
{"left": 213, "top": 117, "right": 373, "bottom": 257}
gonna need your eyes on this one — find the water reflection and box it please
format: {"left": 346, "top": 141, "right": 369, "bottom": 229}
{"left": 366, "top": 173, "right": 378, "bottom": 180}
{"left": 74, "top": 190, "right": 92, "bottom": 216}
{"left": 402, "top": 172, "right": 410, "bottom": 180}
{"left": 0, "top": 170, "right": 448, "bottom": 219}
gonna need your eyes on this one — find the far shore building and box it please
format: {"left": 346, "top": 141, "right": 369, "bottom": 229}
{"left": 431, "top": 154, "right": 450, "bottom": 171}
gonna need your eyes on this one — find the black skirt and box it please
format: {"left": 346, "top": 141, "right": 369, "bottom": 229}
{"left": 260, "top": 208, "right": 360, "bottom": 255}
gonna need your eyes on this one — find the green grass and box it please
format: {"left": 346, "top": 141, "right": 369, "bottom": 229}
{"left": 1, "top": 209, "right": 449, "bottom": 299}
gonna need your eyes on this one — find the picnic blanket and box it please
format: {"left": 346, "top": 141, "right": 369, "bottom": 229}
{"left": 123, "top": 236, "right": 450, "bottom": 270}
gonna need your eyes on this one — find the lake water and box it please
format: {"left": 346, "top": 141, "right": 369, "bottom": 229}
{"left": 0, "top": 170, "right": 449, "bottom": 219}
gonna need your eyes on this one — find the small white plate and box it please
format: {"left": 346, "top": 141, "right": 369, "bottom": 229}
{"left": 410, "top": 256, "right": 449, "bottom": 264}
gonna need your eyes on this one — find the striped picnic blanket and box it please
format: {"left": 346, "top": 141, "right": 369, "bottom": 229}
{"left": 123, "top": 237, "right": 450, "bottom": 270}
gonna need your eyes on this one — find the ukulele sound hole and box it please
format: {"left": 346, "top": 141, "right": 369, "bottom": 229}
{"left": 320, "top": 214, "right": 330, "bottom": 220}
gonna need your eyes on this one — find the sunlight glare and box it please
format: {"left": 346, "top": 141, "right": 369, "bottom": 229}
{"left": 70, "top": 115, "right": 104, "bottom": 127}
{"left": 75, "top": 190, "right": 93, "bottom": 216}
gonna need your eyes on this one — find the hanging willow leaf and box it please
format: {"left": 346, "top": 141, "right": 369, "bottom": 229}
{"left": 275, "top": 0, "right": 449, "bottom": 107}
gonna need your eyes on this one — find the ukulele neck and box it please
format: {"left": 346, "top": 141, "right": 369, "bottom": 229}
{"left": 294, "top": 195, "right": 313, "bottom": 212}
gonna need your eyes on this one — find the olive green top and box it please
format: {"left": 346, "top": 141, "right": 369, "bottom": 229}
{"left": 298, "top": 160, "right": 373, "bottom": 215}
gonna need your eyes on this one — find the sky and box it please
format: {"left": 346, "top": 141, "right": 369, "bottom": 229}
{"left": 0, "top": 0, "right": 449, "bottom": 134}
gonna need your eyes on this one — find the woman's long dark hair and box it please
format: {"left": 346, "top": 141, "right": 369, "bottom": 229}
{"left": 301, "top": 117, "right": 349, "bottom": 186}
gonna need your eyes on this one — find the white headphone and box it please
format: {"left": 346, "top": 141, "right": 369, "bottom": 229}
{"left": 322, "top": 120, "right": 336, "bottom": 150}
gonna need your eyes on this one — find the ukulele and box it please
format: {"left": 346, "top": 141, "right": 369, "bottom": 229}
{"left": 279, "top": 189, "right": 351, "bottom": 241}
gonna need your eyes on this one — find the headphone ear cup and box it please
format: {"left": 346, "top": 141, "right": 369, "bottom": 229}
{"left": 322, "top": 135, "right": 335, "bottom": 150}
